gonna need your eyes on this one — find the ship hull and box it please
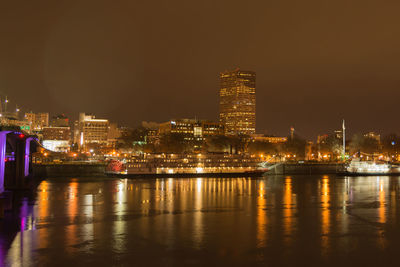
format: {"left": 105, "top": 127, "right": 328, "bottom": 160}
{"left": 337, "top": 171, "right": 395, "bottom": 176}
{"left": 106, "top": 170, "right": 266, "bottom": 178}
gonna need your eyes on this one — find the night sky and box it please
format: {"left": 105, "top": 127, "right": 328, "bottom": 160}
{"left": 1, "top": 0, "right": 400, "bottom": 139}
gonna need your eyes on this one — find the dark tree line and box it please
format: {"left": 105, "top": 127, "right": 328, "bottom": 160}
{"left": 117, "top": 127, "right": 400, "bottom": 161}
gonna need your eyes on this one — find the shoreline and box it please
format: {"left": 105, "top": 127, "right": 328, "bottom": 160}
{"left": 32, "top": 162, "right": 347, "bottom": 178}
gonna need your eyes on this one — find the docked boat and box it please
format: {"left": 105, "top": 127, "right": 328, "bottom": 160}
{"left": 106, "top": 153, "right": 266, "bottom": 177}
{"left": 344, "top": 158, "right": 391, "bottom": 175}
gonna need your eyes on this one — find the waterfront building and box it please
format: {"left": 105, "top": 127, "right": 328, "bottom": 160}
{"left": 42, "top": 126, "right": 71, "bottom": 152}
{"left": 219, "top": 69, "right": 256, "bottom": 135}
{"left": 77, "top": 113, "right": 109, "bottom": 148}
{"left": 251, "top": 134, "right": 288, "bottom": 144}
{"left": 159, "top": 119, "right": 194, "bottom": 135}
{"left": 159, "top": 119, "right": 224, "bottom": 138}
{"left": 25, "top": 112, "right": 49, "bottom": 130}
{"left": 43, "top": 126, "right": 71, "bottom": 140}
{"left": 201, "top": 121, "right": 225, "bottom": 136}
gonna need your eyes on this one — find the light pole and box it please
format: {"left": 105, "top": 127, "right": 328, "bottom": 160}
{"left": 342, "top": 120, "right": 346, "bottom": 161}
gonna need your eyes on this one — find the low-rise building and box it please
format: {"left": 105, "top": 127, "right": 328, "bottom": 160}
{"left": 25, "top": 112, "right": 49, "bottom": 130}
{"left": 78, "top": 113, "right": 109, "bottom": 146}
{"left": 42, "top": 126, "right": 71, "bottom": 152}
{"left": 251, "top": 134, "right": 288, "bottom": 143}
{"left": 159, "top": 119, "right": 224, "bottom": 138}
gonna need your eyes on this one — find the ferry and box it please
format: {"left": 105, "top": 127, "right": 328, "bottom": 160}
{"left": 343, "top": 158, "right": 391, "bottom": 175}
{"left": 106, "top": 153, "right": 266, "bottom": 177}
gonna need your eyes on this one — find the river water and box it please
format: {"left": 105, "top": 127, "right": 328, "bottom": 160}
{"left": 1, "top": 175, "right": 400, "bottom": 266}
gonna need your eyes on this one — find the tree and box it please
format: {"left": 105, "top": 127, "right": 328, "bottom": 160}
{"left": 159, "top": 133, "right": 190, "bottom": 153}
{"left": 283, "top": 135, "right": 306, "bottom": 159}
{"left": 228, "top": 135, "right": 249, "bottom": 154}
{"left": 381, "top": 134, "right": 400, "bottom": 158}
{"left": 247, "top": 141, "right": 276, "bottom": 155}
{"left": 117, "top": 127, "right": 149, "bottom": 153}
{"left": 205, "top": 134, "right": 249, "bottom": 154}
{"left": 206, "top": 135, "right": 231, "bottom": 153}
{"left": 319, "top": 134, "right": 342, "bottom": 158}
{"left": 349, "top": 134, "right": 380, "bottom": 156}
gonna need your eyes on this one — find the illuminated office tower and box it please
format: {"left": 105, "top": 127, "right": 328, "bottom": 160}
{"left": 78, "top": 113, "right": 109, "bottom": 146}
{"left": 219, "top": 69, "right": 256, "bottom": 135}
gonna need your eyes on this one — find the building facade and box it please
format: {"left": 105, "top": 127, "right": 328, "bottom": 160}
{"left": 42, "top": 126, "right": 71, "bottom": 152}
{"left": 251, "top": 134, "right": 288, "bottom": 144}
{"left": 25, "top": 112, "right": 49, "bottom": 130}
{"left": 159, "top": 119, "right": 224, "bottom": 138}
{"left": 219, "top": 69, "right": 256, "bottom": 135}
{"left": 78, "top": 113, "right": 109, "bottom": 147}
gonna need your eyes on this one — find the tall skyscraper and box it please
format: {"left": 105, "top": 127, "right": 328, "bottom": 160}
{"left": 219, "top": 69, "right": 256, "bottom": 135}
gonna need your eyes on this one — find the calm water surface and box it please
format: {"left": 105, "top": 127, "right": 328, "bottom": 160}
{"left": 2, "top": 175, "right": 400, "bottom": 266}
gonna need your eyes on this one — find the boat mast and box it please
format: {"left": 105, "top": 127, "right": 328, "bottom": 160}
{"left": 342, "top": 119, "right": 346, "bottom": 161}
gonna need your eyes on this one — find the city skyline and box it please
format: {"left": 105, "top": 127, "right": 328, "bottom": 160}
{"left": 2, "top": 1, "right": 400, "bottom": 139}
{"left": 0, "top": 94, "right": 395, "bottom": 143}
{"left": 3, "top": 2, "right": 400, "bottom": 266}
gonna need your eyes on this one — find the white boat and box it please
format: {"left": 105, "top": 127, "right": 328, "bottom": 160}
{"left": 346, "top": 158, "right": 390, "bottom": 175}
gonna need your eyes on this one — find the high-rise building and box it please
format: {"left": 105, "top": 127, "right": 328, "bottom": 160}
{"left": 219, "top": 69, "right": 256, "bottom": 135}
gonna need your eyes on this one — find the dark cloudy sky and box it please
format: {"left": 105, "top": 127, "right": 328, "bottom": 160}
{"left": 1, "top": 0, "right": 400, "bottom": 139}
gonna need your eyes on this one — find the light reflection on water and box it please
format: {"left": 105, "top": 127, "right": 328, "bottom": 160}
{"left": 2, "top": 175, "right": 400, "bottom": 266}
{"left": 320, "top": 175, "right": 330, "bottom": 255}
{"left": 256, "top": 180, "right": 266, "bottom": 248}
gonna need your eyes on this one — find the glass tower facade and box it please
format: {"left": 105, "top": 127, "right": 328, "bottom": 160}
{"left": 219, "top": 69, "right": 256, "bottom": 135}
